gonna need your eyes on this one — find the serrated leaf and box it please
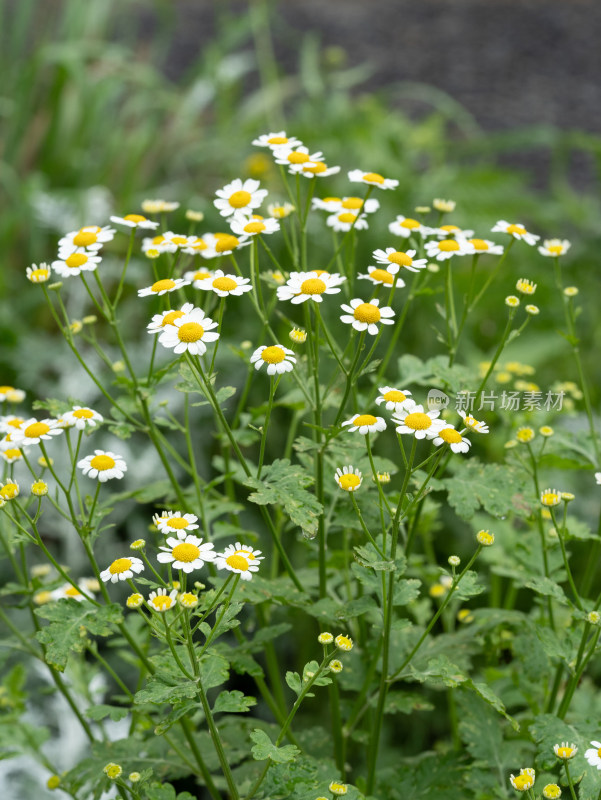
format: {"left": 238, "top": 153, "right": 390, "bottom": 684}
{"left": 393, "top": 578, "right": 422, "bottom": 606}
{"left": 453, "top": 570, "right": 486, "bottom": 600}
{"left": 442, "top": 459, "right": 528, "bottom": 520}
{"left": 35, "top": 602, "right": 123, "bottom": 671}
{"left": 244, "top": 458, "right": 323, "bottom": 535}
{"left": 249, "top": 728, "right": 300, "bottom": 763}
{"left": 134, "top": 675, "right": 198, "bottom": 705}
{"left": 212, "top": 690, "right": 256, "bottom": 713}
{"left": 524, "top": 576, "right": 570, "bottom": 605}
{"left": 285, "top": 671, "right": 302, "bottom": 697}
{"left": 199, "top": 652, "right": 229, "bottom": 690}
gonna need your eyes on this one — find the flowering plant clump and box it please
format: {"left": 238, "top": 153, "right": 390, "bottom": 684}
{"left": 2, "top": 130, "right": 601, "bottom": 800}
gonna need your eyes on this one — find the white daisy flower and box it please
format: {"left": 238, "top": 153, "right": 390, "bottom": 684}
{"left": 389, "top": 215, "right": 433, "bottom": 238}
{"left": 26, "top": 263, "right": 51, "bottom": 283}
{"left": 312, "top": 197, "right": 343, "bottom": 212}
{"left": 334, "top": 466, "right": 363, "bottom": 492}
{"left": 431, "top": 224, "right": 474, "bottom": 239}
{"left": 347, "top": 169, "right": 398, "bottom": 190}
{"left": 158, "top": 308, "right": 219, "bottom": 356}
{"left": 58, "top": 225, "right": 115, "bottom": 255}
{"left": 376, "top": 386, "right": 413, "bottom": 412}
{"left": 340, "top": 298, "right": 395, "bottom": 335}
{"left": 341, "top": 196, "right": 380, "bottom": 214}
{"left": 141, "top": 199, "right": 180, "bottom": 213}
{"left": 154, "top": 511, "right": 200, "bottom": 537}
{"left": 461, "top": 237, "right": 504, "bottom": 255}
{"left": 214, "top": 543, "right": 264, "bottom": 581}
{"left": 100, "top": 556, "right": 144, "bottom": 583}
{"left": 11, "top": 418, "right": 63, "bottom": 446}
{"left": 595, "top": 472, "right": 601, "bottom": 485}
{"left": 61, "top": 406, "right": 104, "bottom": 430}
{"left": 109, "top": 214, "right": 159, "bottom": 229}
{"left": 157, "top": 534, "right": 216, "bottom": 573}
{"left": 1, "top": 447, "right": 23, "bottom": 464}
{"left": 0, "top": 387, "right": 25, "bottom": 403}
{"left": 51, "top": 583, "right": 94, "bottom": 602}
{"left": 299, "top": 161, "right": 341, "bottom": 179}
{"left": 200, "top": 232, "right": 251, "bottom": 258}
{"left": 392, "top": 404, "right": 446, "bottom": 439}
{"left": 138, "top": 277, "right": 191, "bottom": 297}
{"left": 432, "top": 425, "right": 472, "bottom": 454}
{"left": 491, "top": 220, "right": 540, "bottom": 245}
{"left": 425, "top": 238, "right": 474, "bottom": 261}
{"left": 52, "top": 251, "right": 102, "bottom": 277}
{"left": 341, "top": 414, "right": 387, "bottom": 435}
{"left": 584, "top": 742, "right": 601, "bottom": 769}
{"left": 181, "top": 236, "right": 210, "bottom": 256}
{"left": 326, "top": 211, "right": 369, "bottom": 233}
{"left": 288, "top": 269, "right": 346, "bottom": 287}
{"left": 538, "top": 238, "right": 571, "bottom": 257}
{"left": 141, "top": 234, "right": 175, "bottom": 254}
{"left": 457, "top": 410, "right": 489, "bottom": 434}
{"left": 196, "top": 269, "right": 253, "bottom": 298}
{"left": 214, "top": 179, "right": 268, "bottom": 218}
{"left": 183, "top": 269, "right": 213, "bottom": 288}
{"left": 161, "top": 231, "right": 200, "bottom": 250}
{"left": 372, "top": 247, "right": 427, "bottom": 273}
{"left": 509, "top": 768, "right": 536, "bottom": 791}
{"left": 252, "top": 131, "right": 302, "bottom": 149}
{"left": 0, "top": 415, "right": 26, "bottom": 434}
{"left": 230, "top": 216, "right": 280, "bottom": 237}
{"left": 147, "top": 303, "right": 195, "bottom": 335}
{"left": 250, "top": 344, "right": 296, "bottom": 375}
{"left": 77, "top": 450, "right": 127, "bottom": 482}
{"left": 277, "top": 270, "right": 345, "bottom": 304}
{"left": 358, "top": 265, "right": 406, "bottom": 288}
{"left": 148, "top": 588, "right": 179, "bottom": 612}
{"left": 267, "top": 202, "right": 295, "bottom": 219}
{"left": 272, "top": 145, "right": 324, "bottom": 172}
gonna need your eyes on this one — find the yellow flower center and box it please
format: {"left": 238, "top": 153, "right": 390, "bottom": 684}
{"left": 65, "top": 253, "right": 88, "bottom": 268}
{"left": 172, "top": 543, "right": 201, "bottom": 562}
{"left": 557, "top": 747, "right": 573, "bottom": 758}
{"left": 177, "top": 322, "right": 205, "bottom": 342}
{"left": 354, "top": 414, "right": 377, "bottom": 426}
{"left": 30, "top": 268, "right": 49, "bottom": 280}
{"left": 192, "top": 271, "right": 210, "bottom": 281}
{"left": 353, "top": 303, "right": 381, "bottom": 323}
{"left": 228, "top": 190, "right": 252, "bottom": 208}
{"left": 469, "top": 238, "right": 489, "bottom": 250}
{"left": 190, "top": 238, "right": 207, "bottom": 250}
{"left": 73, "top": 231, "right": 98, "bottom": 247}
{"left": 400, "top": 218, "right": 420, "bottom": 229}
{"left": 300, "top": 278, "right": 327, "bottom": 295}
{"left": 506, "top": 224, "right": 527, "bottom": 235}
{"left": 24, "top": 422, "right": 51, "bottom": 438}
{"left": 339, "top": 473, "right": 360, "bottom": 490}
{"left": 363, "top": 172, "right": 384, "bottom": 183}
{"left": 152, "top": 595, "right": 173, "bottom": 610}
{"left": 342, "top": 197, "right": 363, "bottom": 209}
{"left": 440, "top": 224, "right": 460, "bottom": 233}
{"left": 152, "top": 235, "right": 165, "bottom": 244}
{"left": 387, "top": 251, "right": 413, "bottom": 266}
{"left": 215, "top": 234, "right": 239, "bottom": 252}
{"left": 151, "top": 279, "right": 176, "bottom": 293}
{"left": 73, "top": 408, "right": 94, "bottom": 418}
{"left": 287, "top": 152, "right": 310, "bottom": 164}
{"left": 162, "top": 310, "right": 185, "bottom": 327}
{"left": 513, "top": 776, "right": 533, "bottom": 791}
{"left": 541, "top": 492, "right": 560, "bottom": 505}
{"left": 303, "top": 162, "right": 327, "bottom": 174}
{"left": 261, "top": 346, "right": 286, "bottom": 364}
{"left": 165, "top": 516, "right": 189, "bottom": 529}
{"left": 322, "top": 197, "right": 341, "bottom": 203}
{"left": 439, "top": 428, "right": 462, "bottom": 444}
{"left": 124, "top": 214, "right": 146, "bottom": 223}
{"left": 64, "top": 586, "right": 82, "bottom": 597}
{"left": 369, "top": 268, "right": 394, "bottom": 284}
{"left": 244, "top": 221, "right": 266, "bottom": 233}
{"left": 7, "top": 418, "right": 24, "bottom": 428}
{"left": 404, "top": 412, "right": 432, "bottom": 430}
{"left": 4, "top": 449, "right": 21, "bottom": 459}
{"left": 226, "top": 553, "right": 250, "bottom": 571}
{"left": 438, "top": 240, "right": 460, "bottom": 252}
{"left": 180, "top": 592, "right": 198, "bottom": 605}
{"left": 383, "top": 390, "right": 406, "bottom": 403}
{"left": 109, "top": 558, "right": 132, "bottom": 574}
{"left": 90, "top": 454, "right": 116, "bottom": 470}
{"left": 0, "top": 484, "right": 18, "bottom": 499}
{"left": 338, "top": 212, "right": 357, "bottom": 223}
{"left": 267, "top": 135, "right": 288, "bottom": 145}
{"left": 212, "top": 276, "right": 238, "bottom": 292}
{"left": 548, "top": 244, "right": 563, "bottom": 254}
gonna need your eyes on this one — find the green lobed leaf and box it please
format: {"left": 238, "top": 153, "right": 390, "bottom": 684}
{"left": 212, "top": 690, "right": 257, "bottom": 714}
{"left": 35, "top": 601, "right": 123, "bottom": 671}
{"left": 249, "top": 728, "right": 300, "bottom": 763}
{"left": 441, "top": 458, "right": 528, "bottom": 520}
{"left": 86, "top": 704, "right": 130, "bottom": 722}
{"left": 244, "top": 458, "right": 323, "bottom": 535}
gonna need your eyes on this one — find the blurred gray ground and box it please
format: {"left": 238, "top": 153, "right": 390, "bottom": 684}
{"left": 158, "top": 0, "right": 601, "bottom": 134}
